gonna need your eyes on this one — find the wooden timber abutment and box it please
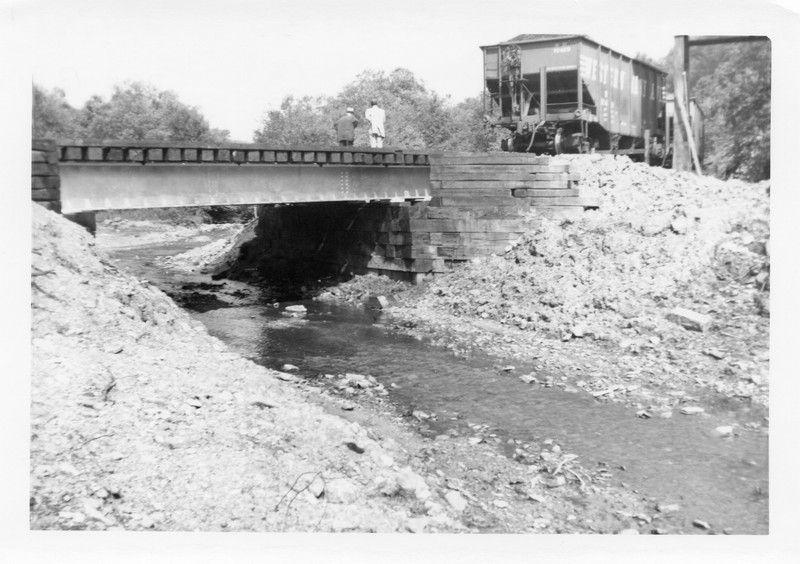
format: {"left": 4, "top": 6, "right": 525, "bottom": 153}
{"left": 229, "top": 152, "right": 598, "bottom": 284}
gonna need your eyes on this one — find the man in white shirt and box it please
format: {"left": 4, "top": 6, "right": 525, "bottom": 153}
{"left": 364, "top": 100, "right": 386, "bottom": 148}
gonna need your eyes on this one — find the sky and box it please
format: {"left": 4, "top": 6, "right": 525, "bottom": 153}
{"left": 4, "top": 0, "right": 796, "bottom": 141}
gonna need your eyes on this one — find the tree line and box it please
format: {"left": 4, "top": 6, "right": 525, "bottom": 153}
{"left": 34, "top": 45, "right": 771, "bottom": 181}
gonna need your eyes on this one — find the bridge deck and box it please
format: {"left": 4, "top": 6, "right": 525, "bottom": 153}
{"left": 55, "top": 141, "right": 432, "bottom": 213}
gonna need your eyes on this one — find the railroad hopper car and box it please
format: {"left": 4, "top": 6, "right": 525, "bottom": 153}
{"left": 481, "top": 34, "right": 670, "bottom": 158}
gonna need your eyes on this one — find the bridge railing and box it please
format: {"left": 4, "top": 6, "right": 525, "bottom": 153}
{"left": 55, "top": 140, "right": 432, "bottom": 166}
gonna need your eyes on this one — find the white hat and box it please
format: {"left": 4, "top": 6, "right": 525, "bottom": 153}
{"left": 346, "top": 107, "right": 354, "bottom": 113}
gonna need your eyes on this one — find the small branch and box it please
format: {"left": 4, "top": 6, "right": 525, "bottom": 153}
{"left": 73, "top": 432, "right": 115, "bottom": 451}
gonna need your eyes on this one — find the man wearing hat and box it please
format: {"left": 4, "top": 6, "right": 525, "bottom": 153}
{"left": 365, "top": 100, "right": 386, "bottom": 148}
{"left": 334, "top": 107, "right": 359, "bottom": 146}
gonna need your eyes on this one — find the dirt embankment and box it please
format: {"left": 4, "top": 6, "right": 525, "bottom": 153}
{"left": 31, "top": 202, "right": 655, "bottom": 534}
{"left": 318, "top": 156, "right": 770, "bottom": 416}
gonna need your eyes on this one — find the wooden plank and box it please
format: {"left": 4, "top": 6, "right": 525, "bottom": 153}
{"left": 410, "top": 218, "right": 530, "bottom": 233}
{"left": 31, "top": 187, "right": 61, "bottom": 201}
{"left": 31, "top": 163, "right": 59, "bottom": 176}
{"left": 32, "top": 139, "right": 56, "bottom": 152}
{"left": 62, "top": 147, "right": 83, "bottom": 160}
{"left": 431, "top": 164, "right": 571, "bottom": 174}
{"left": 513, "top": 189, "right": 580, "bottom": 198}
{"left": 87, "top": 147, "right": 104, "bottom": 161}
{"left": 31, "top": 175, "right": 60, "bottom": 189}
{"left": 435, "top": 196, "right": 529, "bottom": 207}
{"left": 530, "top": 197, "right": 600, "bottom": 207}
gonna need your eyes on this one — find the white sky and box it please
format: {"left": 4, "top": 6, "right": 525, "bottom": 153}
{"left": 3, "top": 0, "right": 793, "bottom": 141}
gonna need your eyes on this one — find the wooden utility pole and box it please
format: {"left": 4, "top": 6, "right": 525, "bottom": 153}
{"left": 672, "top": 35, "right": 692, "bottom": 172}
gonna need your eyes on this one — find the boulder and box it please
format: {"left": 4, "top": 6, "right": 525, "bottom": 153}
{"left": 666, "top": 308, "right": 713, "bottom": 332}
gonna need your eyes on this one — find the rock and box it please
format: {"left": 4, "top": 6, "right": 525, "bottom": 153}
{"left": 570, "top": 325, "right": 586, "bottom": 338}
{"left": 619, "top": 528, "right": 640, "bottom": 535}
{"left": 532, "top": 517, "right": 551, "bottom": 529}
{"left": 692, "top": 519, "right": 711, "bottom": 530}
{"left": 519, "top": 373, "right": 536, "bottom": 384}
{"left": 275, "top": 372, "right": 297, "bottom": 382}
{"left": 703, "top": 348, "right": 725, "bottom": 360}
{"left": 404, "top": 517, "right": 428, "bottom": 533}
{"left": 714, "top": 425, "right": 734, "bottom": 437}
{"left": 411, "top": 410, "right": 430, "bottom": 421}
{"left": 366, "top": 295, "right": 391, "bottom": 309}
{"left": 281, "top": 363, "right": 299, "bottom": 371}
{"left": 666, "top": 307, "right": 713, "bottom": 332}
{"left": 325, "top": 478, "right": 359, "bottom": 504}
{"left": 656, "top": 503, "right": 680, "bottom": 514}
{"left": 397, "top": 467, "right": 431, "bottom": 500}
{"left": 340, "top": 402, "right": 355, "bottom": 411}
{"left": 500, "top": 365, "right": 515, "bottom": 372}
{"left": 344, "top": 441, "right": 366, "bottom": 454}
{"left": 284, "top": 305, "right": 307, "bottom": 313}
{"left": 636, "top": 410, "right": 652, "bottom": 418}
{"left": 670, "top": 216, "right": 690, "bottom": 234}
{"left": 493, "top": 499, "right": 509, "bottom": 509}
{"left": 445, "top": 491, "right": 468, "bottom": 512}
{"left": 680, "top": 406, "right": 705, "bottom": 415}
{"left": 468, "top": 437, "right": 484, "bottom": 446}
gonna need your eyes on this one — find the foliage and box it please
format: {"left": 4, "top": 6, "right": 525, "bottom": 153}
{"left": 253, "top": 95, "right": 335, "bottom": 145}
{"left": 660, "top": 41, "right": 771, "bottom": 181}
{"left": 255, "top": 68, "right": 500, "bottom": 152}
{"left": 33, "top": 81, "right": 230, "bottom": 143}
{"left": 79, "top": 82, "right": 230, "bottom": 142}
{"left": 691, "top": 42, "right": 771, "bottom": 181}
{"left": 32, "top": 85, "right": 84, "bottom": 139}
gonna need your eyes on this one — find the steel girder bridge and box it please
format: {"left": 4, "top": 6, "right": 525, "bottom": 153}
{"left": 55, "top": 141, "right": 432, "bottom": 214}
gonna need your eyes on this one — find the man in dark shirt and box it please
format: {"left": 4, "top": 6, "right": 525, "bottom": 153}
{"left": 334, "top": 107, "right": 359, "bottom": 146}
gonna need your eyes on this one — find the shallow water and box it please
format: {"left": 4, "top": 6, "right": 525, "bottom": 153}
{"left": 193, "top": 300, "right": 768, "bottom": 535}
{"left": 107, "top": 237, "right": 768, "bottom": 535}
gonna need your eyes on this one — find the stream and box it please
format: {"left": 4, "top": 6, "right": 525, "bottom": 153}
{"left": 105, "top": 232, "right": 769, "bottom": 535}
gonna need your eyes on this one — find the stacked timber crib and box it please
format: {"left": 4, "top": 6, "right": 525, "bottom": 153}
{"left": 239, "top": 152, "right": 598, "bottom": 284}
{"left": 32, "top": 139, "right": 61, "bottom": 213}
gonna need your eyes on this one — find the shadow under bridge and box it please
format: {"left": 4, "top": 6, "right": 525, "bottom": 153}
{"left": 57, "top": 141, "right": 432, "bottom": 214}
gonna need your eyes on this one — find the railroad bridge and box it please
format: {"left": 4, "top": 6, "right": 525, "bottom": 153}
{"left": 32, "top": 139, "right": 596, "bottom": 282}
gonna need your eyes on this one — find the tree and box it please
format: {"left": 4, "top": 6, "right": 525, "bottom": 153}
{"left": 660, "top": 41, "right": 771, "bottom": 181}
{"left": 79, "top": 81, "right": 230, "bottom": 142}
{"left": 441, "top": 95, "right": 505, "bottom": 152}
{"left": 691, "top": 41, "right": 771, "bottom": 180}
{"left": 32, "top": 85, "right": 84, "bottom": 139}
{"left": 253, "top": 95, "right": 336, "bottom": 145}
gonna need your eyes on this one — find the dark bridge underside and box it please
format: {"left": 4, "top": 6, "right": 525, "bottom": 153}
{"left": 55, "top": 141, "right": 432, "bottom": 213}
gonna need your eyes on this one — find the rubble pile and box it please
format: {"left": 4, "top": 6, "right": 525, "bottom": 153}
{"left": 413, "top": 155, "right": 770, "bottom": 346}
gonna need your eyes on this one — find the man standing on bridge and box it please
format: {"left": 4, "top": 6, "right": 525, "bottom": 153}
{"left": 365, "top": 100, "right": 386, "bottom": 148}
{"left": 335, "top": 107, "right": 359, "bottom": 146}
